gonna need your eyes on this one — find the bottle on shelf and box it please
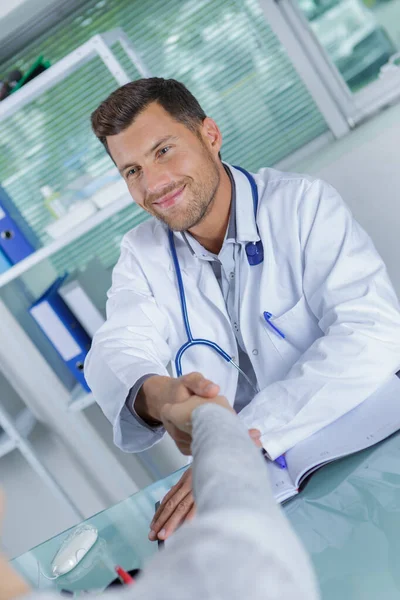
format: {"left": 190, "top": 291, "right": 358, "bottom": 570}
{"left": 41, "top": 185, "right": 66, "bottom": 219}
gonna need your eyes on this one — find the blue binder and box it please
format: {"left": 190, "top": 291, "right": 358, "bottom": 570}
{"left": 29, "top": 276, "right": 92, "bottom": 392}
{"left": 0, "top": 187, "right": 36, "bottom": 264}
{"left": 0, "top": 249, "right": 10, "bottom": 274}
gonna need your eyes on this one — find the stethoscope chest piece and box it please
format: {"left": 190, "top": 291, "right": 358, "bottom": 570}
{"left": 245, "top": 240, "right": 264, "bottom": 266}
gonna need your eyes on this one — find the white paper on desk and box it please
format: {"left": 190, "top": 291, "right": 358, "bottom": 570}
{"left": 266, "top": 374, "right": 400, "bottom": 503}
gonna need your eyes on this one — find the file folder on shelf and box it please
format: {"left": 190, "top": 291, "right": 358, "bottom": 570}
{"left": 0, "top": 187, "right": 36, "bottom": 264}
{"left": 59, "top": 279, "right": 105, "bottom": 338}
{"left": 29, "top": 277, "right": 92, "bottom": 391}
{"left": 0, "top": 249, "right": 10, "bottom": 274}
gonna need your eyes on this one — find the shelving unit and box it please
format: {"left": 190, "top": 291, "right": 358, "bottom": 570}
{"left": 0, "top": 28, "right": 149, "bottom": 412}
{"left": 0, "top": 402, "right": 83, "bottom": 517}
{"left": 0, "top": 28, "right": 150, "bottom": 122}
{"left": 67, "top": 385, "right": 95, "bottom": 413}
{"left": 0, "top": 408, "right": 36, "bottom": 459}
{"left": 0, "top": 27, "right": 151, "bottom": 290}
{"left": 0, "top": 193, "right": 136, "bottom": 289}
{"left": 0, "top": 29, "right": 155, "bottom": 511}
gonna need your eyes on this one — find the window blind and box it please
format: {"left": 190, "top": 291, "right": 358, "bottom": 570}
{"left": 0, "top": 0, "right": 328, "bottom": 277}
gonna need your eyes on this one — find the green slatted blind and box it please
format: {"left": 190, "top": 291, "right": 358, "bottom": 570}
{"left": 0, "top": 0, "right": 328, "bottom": 276}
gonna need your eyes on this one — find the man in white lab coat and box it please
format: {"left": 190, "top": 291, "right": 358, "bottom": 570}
{"left": 85, "top": 78, "right": 400, "bottom": 542}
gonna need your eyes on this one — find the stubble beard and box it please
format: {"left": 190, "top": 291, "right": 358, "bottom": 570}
{"left": 145, "top": 148, "right": 221, "bottom": 232}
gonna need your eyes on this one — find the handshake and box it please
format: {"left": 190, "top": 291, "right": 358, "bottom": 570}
{"left": 136, "top": 371, "right": 262, "bottom": 455}
{"left": 136, "top": 372, "right": 262, "bottom": 542}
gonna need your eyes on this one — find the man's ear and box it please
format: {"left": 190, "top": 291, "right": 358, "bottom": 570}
{"left": 201, "top": 117, "right": 222, "bottom": 157}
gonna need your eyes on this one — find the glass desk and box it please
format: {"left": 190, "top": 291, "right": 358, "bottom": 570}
{"left": 12, "top": 471, "right": 183, "bottom": 593}
{"left": 13, "top": 431, "right": 400, "bottom": 599}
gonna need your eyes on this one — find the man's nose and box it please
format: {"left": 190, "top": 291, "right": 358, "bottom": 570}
{"left": 143, "top": 166, "right": 172, "bottom": 196}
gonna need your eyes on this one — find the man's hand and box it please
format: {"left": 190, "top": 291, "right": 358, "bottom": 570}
{"left": 248, "top": 428, "right": 262, "bottom": 448}
{"left": 135, "top": 372, "right": 220, "bottom": 429}
{"left": 149, "top": 467, "right": 194, "bottom": 541}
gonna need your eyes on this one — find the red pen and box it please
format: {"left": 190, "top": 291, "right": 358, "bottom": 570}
{"left": 115, "top": 566, "right": 135, "bottom": 585}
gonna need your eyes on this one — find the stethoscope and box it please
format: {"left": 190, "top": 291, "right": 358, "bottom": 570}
{"left": 168, "top": 166, "right": 265, "bottom": 393}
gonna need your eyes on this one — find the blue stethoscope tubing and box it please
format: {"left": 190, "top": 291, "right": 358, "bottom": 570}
{"left": 168, "top": 166, "right": 263, "bottom": 391}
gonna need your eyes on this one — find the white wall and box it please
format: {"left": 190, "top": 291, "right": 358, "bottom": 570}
{"left": 290, "top": 101, "right": 400, "bottom": 297}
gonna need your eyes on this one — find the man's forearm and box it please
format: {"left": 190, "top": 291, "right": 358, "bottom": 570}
{"left": 0, "top": 555, "right": 30, "bottom": 600}
{"left": 135, "top": 375, "right": 168, "bottom": 425}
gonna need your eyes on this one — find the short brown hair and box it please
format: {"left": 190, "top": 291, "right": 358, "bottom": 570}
{"left": 91, "top": 78, "right": 207, "bottom": 154}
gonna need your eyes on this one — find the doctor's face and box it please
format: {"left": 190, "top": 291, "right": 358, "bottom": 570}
{"left": 107, "top": 102, "right": 222, "bottom": 231}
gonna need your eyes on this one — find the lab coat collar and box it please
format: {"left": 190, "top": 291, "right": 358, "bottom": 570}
{"left": 226, "top": 163, "right": 260, "bottom": 244}
{"left": 169, "top": 162, "right": 260, "bottom": 251}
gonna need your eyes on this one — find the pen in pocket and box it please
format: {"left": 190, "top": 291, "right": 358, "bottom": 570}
{"left": 263, "top": 312, "right": 285, "bottom": 339}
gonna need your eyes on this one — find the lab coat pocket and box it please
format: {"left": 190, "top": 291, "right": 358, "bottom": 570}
{"left": 262, "top": 295, "right": 322, "bottom": 358}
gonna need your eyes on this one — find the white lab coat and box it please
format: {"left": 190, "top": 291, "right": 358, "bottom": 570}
{"left": 85, "top": 166, "right": 400, "bottom": 459}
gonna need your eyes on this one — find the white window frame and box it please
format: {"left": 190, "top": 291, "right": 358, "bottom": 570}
{"left": 259, "top": 0, "right": 400, "bottom": 137}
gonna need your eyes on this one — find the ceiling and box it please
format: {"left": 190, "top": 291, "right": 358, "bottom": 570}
{"left": 0, "top": 0, "right": 84, "bottom": 64}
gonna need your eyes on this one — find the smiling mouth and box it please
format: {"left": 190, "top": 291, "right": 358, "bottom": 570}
{"left": 152, "top": 185, "right": 185, "bottom": 210}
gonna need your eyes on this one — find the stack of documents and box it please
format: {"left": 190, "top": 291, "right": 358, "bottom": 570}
{"left": 266, "top": 375, "right": 400, "bottom": 503}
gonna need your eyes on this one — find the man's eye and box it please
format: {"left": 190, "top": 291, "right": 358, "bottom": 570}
{"left": 127, "top": 167, "right": 138, "bottom": 178}
{"left": 159, "top": 146, "right": 170, "bottom": 156}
